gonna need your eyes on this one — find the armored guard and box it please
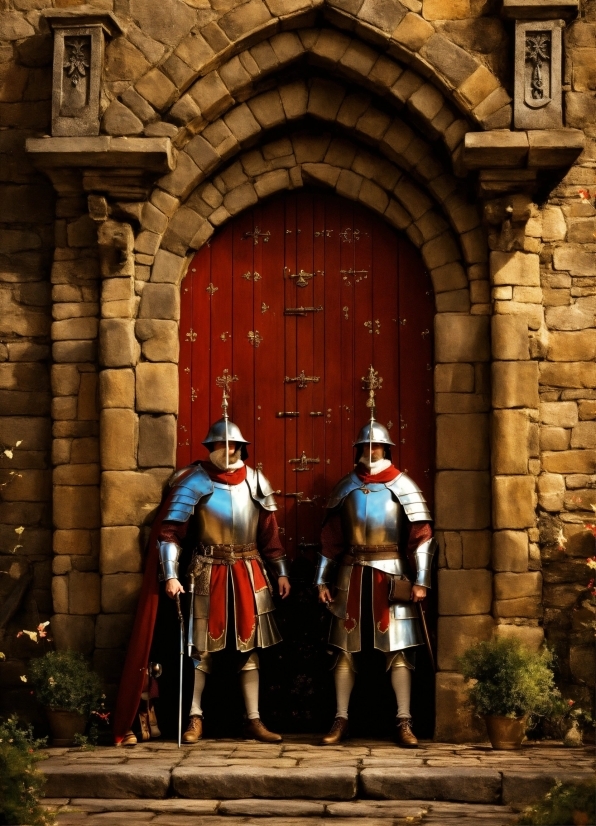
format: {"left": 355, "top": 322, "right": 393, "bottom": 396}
{"left": 158, "top": 371, "right": 290, "bottom": 743}
{"left": 316, "top": 367, "right": 435, "bottom": 747}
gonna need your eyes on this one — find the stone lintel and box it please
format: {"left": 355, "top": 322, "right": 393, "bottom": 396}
{"left": 26, "top": 137, "right": 174, "bottom": 173}
{"left": 464, "top": 129, "right": 585, "bottom": 170}
{"left": 41, "top": 7, "right": 123, "bottom": 37}
{"left": 501, "top": 0, "right": 579, "bottom": 20}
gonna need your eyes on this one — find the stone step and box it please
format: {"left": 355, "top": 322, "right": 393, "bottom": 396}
{"left": 41, "top": 760, "right": 591, "bottom": 805}
{"left": 45, "top": 798, "right": 519, "bottom": 825}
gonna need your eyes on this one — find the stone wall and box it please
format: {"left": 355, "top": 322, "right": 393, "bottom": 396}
{"left": 0, "top": 0, "right": 594, "bottom": 734}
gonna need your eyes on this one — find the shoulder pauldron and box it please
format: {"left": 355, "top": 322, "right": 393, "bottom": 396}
{"left": 326, "top": 472, "right": 362, "bottom": 510}
{"left": 246, "top": 466, "right": 277, "bottom": 511}
{"left": 163, "top": 464, "right": 213, "bottom": 523}
{"left": 386, "top": 472, "right": 432, "bottom": 522}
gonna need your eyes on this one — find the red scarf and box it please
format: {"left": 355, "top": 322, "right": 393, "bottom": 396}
{"left": 355, "top": 462, "right": 400, "bottom": 484}
{"left": 201, "top": 461, "right": 247, "bottom": 485}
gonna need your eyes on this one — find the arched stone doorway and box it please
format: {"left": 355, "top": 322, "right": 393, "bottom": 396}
{"left": 174, "top": 188, "right": 436, "bottom": 735}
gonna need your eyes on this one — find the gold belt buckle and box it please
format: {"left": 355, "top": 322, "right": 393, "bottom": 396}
{"left": 228, "top": 544, "right": 236, "bottom": 562}
{"left": 204, "top": 545, "right": 213, "bottom": 557}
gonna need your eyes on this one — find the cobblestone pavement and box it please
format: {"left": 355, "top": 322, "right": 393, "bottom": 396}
{"left": 40, "top": 738, "right": 594, "bottom": 826}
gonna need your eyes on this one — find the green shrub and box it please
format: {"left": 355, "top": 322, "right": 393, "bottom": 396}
{"left": 0, "top": 717, "right": 54, "bottom": 826}
{"left": 29, "top": 650, "right": 102, "bottom": 715}
{"left": 458, "top": 637, "right": 560, "bottom": 719}
{"left": 517, "top": 780, "right": 596, "bottom": 825}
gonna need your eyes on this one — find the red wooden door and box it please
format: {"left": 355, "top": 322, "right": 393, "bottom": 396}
{"left": 178, "top": 191, "right": 435, "bottom": 559}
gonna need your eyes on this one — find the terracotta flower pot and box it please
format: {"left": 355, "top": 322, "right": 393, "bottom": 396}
{"left": 46, "top": 709, "right": 87, "bottom": 747}
{"left": 483, "top": 714, "right": 527, "bottom": 750}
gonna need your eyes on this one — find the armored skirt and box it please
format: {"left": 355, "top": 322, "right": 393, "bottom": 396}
{"left": 158, "top": 461, "right": 288, "bottom": 657}
{"left": 189, "top": 554, "right": 281, "bottom": 654}
{"left": 319, "top": 467, "right": 435, "bottom": 659}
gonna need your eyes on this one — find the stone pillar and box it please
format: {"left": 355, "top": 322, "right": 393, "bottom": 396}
{"left": 49, "top": 172, "right": 101, "bottom": 655}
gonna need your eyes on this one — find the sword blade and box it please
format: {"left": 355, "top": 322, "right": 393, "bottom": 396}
{"left": 417, "top": 602, "right": 436, "bottom": 673}
{"left": 176, "top": 595, "right": 184, "bottom": 748}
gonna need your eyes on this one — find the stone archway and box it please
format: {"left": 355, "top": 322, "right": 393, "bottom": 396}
{"left": 95, "top": 91, "right": 493, "bottom": 737}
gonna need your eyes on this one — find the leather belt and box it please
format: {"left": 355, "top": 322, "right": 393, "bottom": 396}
{"left": 191, "top": 543, "right": 259, "bottom": 569}
{"left": 344, "top": 544, "right": 400, "bottom": 564}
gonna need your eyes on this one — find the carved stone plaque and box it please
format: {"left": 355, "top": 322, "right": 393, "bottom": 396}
{"left": 514, "top": 19, "right": 562, "bottom": 129}
{"left": 43, "top": 10, "right": 121, "bottom": 137}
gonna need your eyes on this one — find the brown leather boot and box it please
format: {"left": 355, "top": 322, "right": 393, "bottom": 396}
{"left": 396, "top": 717, "right": 418, "bottom": 748}
{"left": 182, "top": 715, "right": 203, "bottom": 743}
{"left": 320, "top": 716, "right": 348, "bottom": 746}
{"left": 244, "top": 718, "right": 282, "bottom": 743}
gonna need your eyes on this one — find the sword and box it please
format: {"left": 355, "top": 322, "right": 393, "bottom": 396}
{"left": 187, "top": 576, "right": 195, "bottom": 657}
{"left": 175, "top": 595, "right": 184, "bottom": 748}
{"left": 417, "top": 602, "right": 436, "bottom": 673}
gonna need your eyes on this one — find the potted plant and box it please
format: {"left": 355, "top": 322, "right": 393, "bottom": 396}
{"left": 29, "top": 650, "right": 102, "bottom": 746}
{"left": 459, "top": 637, "right": 560, "bottom": 750}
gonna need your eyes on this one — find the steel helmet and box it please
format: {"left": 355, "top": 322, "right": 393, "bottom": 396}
{"left": 202, "top": 417, "right": 250, "bottom": 447}
{"left": 353, "top": 420, "right": 395, "bottom": 447}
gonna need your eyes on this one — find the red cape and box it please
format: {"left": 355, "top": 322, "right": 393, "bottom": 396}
{"left": 112, "top": 463, "right": 247, "bottom": 743}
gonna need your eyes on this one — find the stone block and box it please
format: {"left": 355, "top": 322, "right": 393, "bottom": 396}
{"left": 434, "top": 672, "right": 488, "bottom": 742}
{"left": 494, "top": 624, "right": 544, "bottom": 651}
{"left": 99, "top": 320, "right": 140, "bottom": 368}
{"left": 100, "top": 409, "right": 138, "bottom": 471}
{"left": 135, "top": 320, "right": 179, "bottom": 363}
{"left": 491, "top": 251, "right": 539, "bottom": 286}
{"left": 539, "top": 401, "right": 578, "bottom": 428}
{"left": 54, "top": 464, "right": 100, "bottom": 486}
{"left": 542, "top": 450, "right": 596, "bottom": 474}
{"left": 571, "top": 421, "right": 596, "bottom": 449}
{"left": 491, "top": 315, "right": 529, "bottom": 360}
{"left": 502, "top": 771, "right": 593, "bottom": 807}
{"left": 494, "top": 572, "right": 541, "bottom": 601}
{"left": 52, "top": 575, "right": 68, "bottom": 614}
{"left": 135, "top": 69, "right": 177, "bottom": 111}
{"left": 547, "top": 330, "right": 596, "bottom": 362}
{"left": 171, "top": 766, "right": 357, "bottom": 800}
{"left": 434, "top": 363, "right": 474, "bottom": 393}
{"left": 138, "top": 415, "right": 176, "bottom": 468}
{"left": 361, "top": 766, "right": 500, "bottom": 803}
{"left": 95, "top": 614, "right": 135, "bottom": 649}
{"left": 493, "top": 596, "right": 542, "bottom": 618}
{"left": 492, "top": 362, "right": 539, "bottom": 409}
{"left": 101, "top": 572, "right": 143, "bottom": 613}
{"left": 101, "top": 470, "right": 165, "bottom": 526}
{"left": 53, "top": 530, "right": 93, "bottom": 556}
{"left": 435, "top": 471, "right": 491, "bottom": 530}
{"left": 493, "top": 530, "right": 529, "bottom": 572}
{"left": 136, "top": 363, "right": 178, "bottom": 414}
{"left": 52, "top": 318, "right": 98, "bottom": 342}
{"left": 42, "top": 763, "right": 170, "bottom": 799}
{"left": 492, "top": 410, "right": 529, "bottom": 474}
{"left": 493, "top": 476, "right": 536, "bottom": 529}
{"left": 99, "top": 370, "right": 135, "bottom": 409}
{"left": 393, "top": 12, "right": 434, "bottom": 51}
{"left": 69, "top": 571, "right": 101, "bottom": 615}
{"left": 539, "top": 427, "right": 569, "bottom": 451}
{"left": 138, "top": 284, "right": 180, "bottom": 321}
{"left": 100, "top": 526, "right": 142, "bottom": 574}
{"left": 151, "top": 250, "right": 187, "bottom": 284}
{"left": 537, "top": 473, "right": 565, "bottom": 512}
{"left": 102, "top": 101, "right": 143, "bottom": 136}
{"left": 437, "top": 615, "right": 494, "bottom": 671}
{"left": 434, "top": 316, "right": 490, "bottom": 363}
{"left": 541, "top": 205, "right": 566, "bottom": 241}
{"left": 51, "top": 614, "right": 95, "bottom": 655}
{"left": 579, "top": 400, "right": 596, "bottom": 421}
{"left": 462, "top": 531, "right": 491, "bottom": 568}
{"left": 540, "top": 362, "right": 596, "bottom": 388}
{"left": 54, "top": 486, "right": 100, "bottom": 530}
{"left": 436, "top": 414, "right": 489, "bottom": 470}
{"left": 438, "top": 569, "right": 492, "bottom": 615}
{"left": 552, "top": 246, "right": 595, "bottom": 277}
{"left": 570, "top": 645, "right": 595, "bottom": 686}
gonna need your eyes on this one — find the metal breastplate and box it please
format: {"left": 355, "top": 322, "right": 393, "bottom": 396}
{"left": 196, "top": 481, "right": 260, "bottom": 545}
{"left": 341, "top": 484, "right": 403, "bottom": 546}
